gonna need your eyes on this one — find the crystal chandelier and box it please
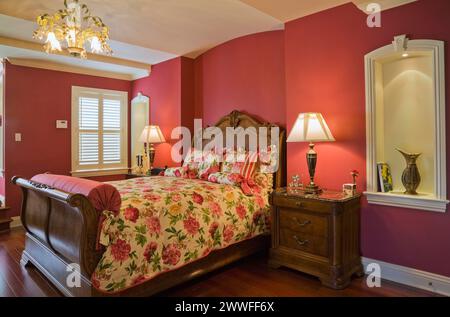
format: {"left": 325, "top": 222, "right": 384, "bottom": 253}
{"left": 33, "top": 0, "right": 112, "bottom": 59}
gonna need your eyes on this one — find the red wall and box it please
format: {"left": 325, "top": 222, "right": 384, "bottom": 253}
{"left": 3, "top": 62, "right": 131, "bottom": 217}
{"left": 131, "top": 57, "right": 195, "bottom": 168}
{"left": 284, "top": 0, "right": 450, "bottom": 277}
{"left": 195, "top": 31, "right": 286, "bottom": 126}
{"left": 181, "top": 57, "right": 195, "bottom": 134}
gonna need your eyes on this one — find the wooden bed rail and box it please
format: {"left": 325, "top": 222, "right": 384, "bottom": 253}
{"left": 12, "top": 176, "right": 102, "bottom": 294}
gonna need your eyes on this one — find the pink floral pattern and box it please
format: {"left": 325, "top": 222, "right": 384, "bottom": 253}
{"left": 163, "top": 167, "right": 184, "bottom": 178}
{"left": 259, "top": 145, "right": 278, "bottom": 174}
{"left": 183, "top": 149, "right": 221, "bottom": 180}
{"left": 208, "top": 172, "right": 243, "bottom": 186}
{"left": 94, "top": 176, "right": 270, "bottom": 293}
{"left": 222, "top": 149, "right": 248, "bottom": 173}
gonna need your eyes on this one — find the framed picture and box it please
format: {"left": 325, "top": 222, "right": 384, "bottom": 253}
{"left": 377, "top": 163, "right": 393, "bottom": 192}
{"left": 343, "top": 183, "right": 356, "bottom": 196}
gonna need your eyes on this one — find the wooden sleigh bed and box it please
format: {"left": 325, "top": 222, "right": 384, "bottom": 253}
{"left": 12, "top": 111, "right": 286, "bottom": 297}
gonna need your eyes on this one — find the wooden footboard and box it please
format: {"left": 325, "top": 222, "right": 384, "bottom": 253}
{"left": 12, "top": 176, "right": 103, "bottom": 296}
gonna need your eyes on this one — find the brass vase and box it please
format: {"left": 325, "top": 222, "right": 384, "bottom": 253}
{"left": 396, "top": 148, "right": 421, "bottom": 195}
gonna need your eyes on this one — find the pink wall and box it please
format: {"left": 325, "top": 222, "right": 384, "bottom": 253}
{"left": 0, "top": 180, "right": 4, "bottom": 198}
{"left": 3, "top": 62, "right": 131, "bottom": 217}
{"left": 195, "top": 31, "right": 286, "bottom": 126}
{"left": 131, "top": 57, "right": 195, "bottom": 168}
{"left": 181, "top": 57, "right": 196, "bottom": 134}
{"left": 284, "top": 0, "right": 450, "bottom": 277}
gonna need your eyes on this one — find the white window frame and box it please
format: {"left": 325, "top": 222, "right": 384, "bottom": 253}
{"left": 71, "top": 86, "right": 128, "bottom": 177}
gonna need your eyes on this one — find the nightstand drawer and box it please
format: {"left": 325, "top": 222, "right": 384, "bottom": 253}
{"left": 279, "top": 208, "right": 328, "bottom": 237}
{"left": 273, "top": 195, "right": 333, "bottom": 213}
{"left": 279, "top": 228, "right": 328, "bottom": 257}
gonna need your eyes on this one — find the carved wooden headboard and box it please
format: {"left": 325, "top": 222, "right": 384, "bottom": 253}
{"left": 195, "top": 110, "right": 286, "bottom": 189}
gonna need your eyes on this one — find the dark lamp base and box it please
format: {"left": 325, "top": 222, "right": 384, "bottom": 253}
{"left": 305, "top": 184, "right": 323, "bottom": 195}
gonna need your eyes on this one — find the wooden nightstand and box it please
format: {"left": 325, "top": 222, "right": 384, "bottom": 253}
{"left": 270, "top": 188, "right": 363, "bottom": 289}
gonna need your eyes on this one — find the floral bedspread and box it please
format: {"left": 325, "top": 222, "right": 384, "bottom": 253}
{"left": 92, "top": 176, "right": 271, "bottom": 293}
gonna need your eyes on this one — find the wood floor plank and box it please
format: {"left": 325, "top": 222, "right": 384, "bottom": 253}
{"left": 0, "top": 228, "right": 438, "bottom": 297}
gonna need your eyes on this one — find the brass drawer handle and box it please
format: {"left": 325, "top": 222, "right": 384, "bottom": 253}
{"left": 295, "top": 201, "right": 303, "bottom": 207}
{"left": 293, "top": 217, "right": 311, "bottom": 227}
{"left": 293, "top": 235, "right": 309, "bottom": 246}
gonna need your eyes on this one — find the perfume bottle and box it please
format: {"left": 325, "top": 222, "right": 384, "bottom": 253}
{"left": 288, "top": 174, "right": 303, "bottom": 194}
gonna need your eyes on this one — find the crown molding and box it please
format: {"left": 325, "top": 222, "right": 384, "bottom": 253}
{"left": 0, "top": 36, "right": 151, "bottom": 79}
{"left": 7, "top": 57, "right": 134, "bottom": 81}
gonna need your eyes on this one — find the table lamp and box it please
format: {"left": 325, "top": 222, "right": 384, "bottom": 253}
{"left": 140, "top": 125, "right": 166, "bottom": 174}
{"left": 287, "top": 113, "right": 335, "bottom": 194}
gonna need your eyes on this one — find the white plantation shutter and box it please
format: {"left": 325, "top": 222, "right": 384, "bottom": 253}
{"left": 79, "top": 97, "right": 99, "bottom": 165}
{"left": 72, "top": 87, "right": 128, "bottom": 176}
{"left": 103, "top": 98, "right": 121, "bottom": 164}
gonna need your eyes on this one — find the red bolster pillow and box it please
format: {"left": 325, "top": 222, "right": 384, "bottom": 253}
{"left": 31, "top": 174, "right": 122, "bottom": 214}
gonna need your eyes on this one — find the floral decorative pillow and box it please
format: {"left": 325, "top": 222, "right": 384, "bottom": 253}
{"left": 183, "top": 148, "right": 221, "bottom": 180}
{"left": 222, "top": 148, "right": 241, "bottom": 174}
{"left": 207, "top": 172, "right": 257, "bottom": 196}
{"left": 222, "top": 149, "right": 258, "bottom": 180}
{"left": 259, "top": 145, "right": 278, "bottom": 174}
{"left": 182, "top": 165, "right": 199, "bottom": 179}
{"left": 197, "top": 151, "right": 221, "bottom": 180}
{"left": 254, "top": 172, "right": 273, "bottom": 192}
{"left": 182, "top": 148, "right": 204, "bottom": 179}
{"left": 163, "top": 167, "right": 185, "bottom": 178}
{"left": 208, "top": 172, "right": 243, "bottom": 186}
{"left": 182, "top": 149, "right": 203, "bottom": 169}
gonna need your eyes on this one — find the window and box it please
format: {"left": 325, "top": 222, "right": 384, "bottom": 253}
{"left": 71, "top": 86, "right": 128, "bottom": 177}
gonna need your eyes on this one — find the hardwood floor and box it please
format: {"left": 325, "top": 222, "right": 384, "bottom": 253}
{"left": 0, "top": 228, "right": 436, "bottom": 297}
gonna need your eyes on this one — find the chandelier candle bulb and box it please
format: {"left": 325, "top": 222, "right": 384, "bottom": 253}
{"left": 45, "top": 32, "right": 62, "bottom": 52}
{"left": 90, "top": 36, "right": 102, "bottom": 54}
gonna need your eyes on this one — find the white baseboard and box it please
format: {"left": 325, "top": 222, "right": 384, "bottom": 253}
{"left": 362, "top": 257, "right": 450, "bottom": 296}
{"left": 10, "top": 216, "right": 22, "bottom": 229}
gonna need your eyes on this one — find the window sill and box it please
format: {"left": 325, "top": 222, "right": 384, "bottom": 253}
{"left": 71, "top": 168, "right": 129, "bottom": 178}
{"left": 364, "top": 191, "right": 449, "bottom": 213}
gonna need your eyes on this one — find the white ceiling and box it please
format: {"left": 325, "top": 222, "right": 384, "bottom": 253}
{"left": 0, "top": 0, "right": 417, "bottom": 79}
{"left": 0, "top": 14, "right": 177, "bottom": 65}
{"left": 352, "top": 0, "right": 417, "bottom": 12}
{"left": 0, "top": 0, "right": 284, "bottom": 58}
{"left": 240, "top": 0, "right": 349, "bottom": 22}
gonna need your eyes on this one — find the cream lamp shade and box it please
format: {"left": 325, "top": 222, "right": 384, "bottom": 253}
{"left": 139, "top": 125, "right": 166, "bottom": 144}
{"left": 287, "top": 113, "right": 335, "bottom": 143}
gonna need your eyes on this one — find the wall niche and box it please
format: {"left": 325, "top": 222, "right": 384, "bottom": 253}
{"left": 364, "top": 35, "right": 448, "bottom": 212}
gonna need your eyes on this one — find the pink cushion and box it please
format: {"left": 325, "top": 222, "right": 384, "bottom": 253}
{"left": 31, "top": 174, "right": 121, "bottom": 213}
